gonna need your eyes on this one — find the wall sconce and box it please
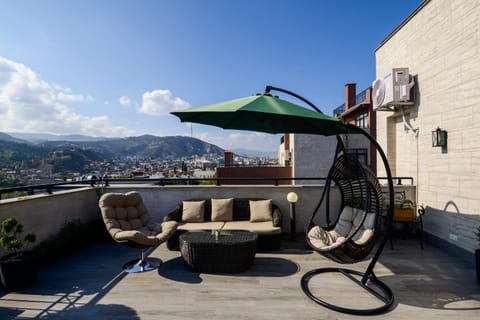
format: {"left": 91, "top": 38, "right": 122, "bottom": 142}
{"left": 287, "top": 192, "right": 298, "bottom": 241}
{"left": 432, "top": 127, "right": 447, "bottom": 148}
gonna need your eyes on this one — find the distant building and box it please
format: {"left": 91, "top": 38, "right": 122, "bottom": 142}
{"left": 277, "top": 83, "right": 377, "bottom": 185}
{"left": 216, "top": 150, "right": 292, "bottom": 185}
{"left": 335, "top": 83, "right": 377, "bottom": 173}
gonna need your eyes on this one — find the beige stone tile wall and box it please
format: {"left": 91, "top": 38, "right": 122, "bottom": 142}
{"left": 375, "top": 0, "right": 480, "bottom": 252}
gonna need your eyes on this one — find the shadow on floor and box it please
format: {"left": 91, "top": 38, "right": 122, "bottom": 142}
{"left": 381, "top": 239, "right": 480, "bottom": 311}
{"left": 39, "top": 303, "right": 140, "bottom": 320}
{"left": 0, "top": 242, "right": 135, "bottom": 319}
{"left": 158, "top": 256, "right": 299, "bottom": 283}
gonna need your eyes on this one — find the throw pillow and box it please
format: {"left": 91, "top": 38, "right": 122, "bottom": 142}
{"left": 249, "top": 199, "right": 272, "bottom": 222}
{"left": 182, "top": 200, "right": 206, "bottom": 222}
{"left": 211, "top": 198, "right": 234, "bottom": 221}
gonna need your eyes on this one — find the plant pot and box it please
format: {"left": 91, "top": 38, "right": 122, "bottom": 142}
{"left": 393, "top": 207, "right": 414, "bottom": 222}
{"left": 0, "top": 253, "right": 37, "bottom": 291}
{"left": 476, "top": 249, "right": 480, "bottom": 284}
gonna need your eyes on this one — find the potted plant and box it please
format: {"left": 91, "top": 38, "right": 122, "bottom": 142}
{"left": 390, "top": 199, "right": 415, "bottom": 222}
{"left": 0, "top": 217, "right": 37, "bottom": 291}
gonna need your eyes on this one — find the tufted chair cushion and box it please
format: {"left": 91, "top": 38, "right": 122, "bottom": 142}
{"left": 99, "top": 191, "right": 177, "bottom": 247}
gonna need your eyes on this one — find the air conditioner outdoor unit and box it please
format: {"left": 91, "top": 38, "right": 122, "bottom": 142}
{"left": 372, "top": 68, "right": 413, "bottom": 111}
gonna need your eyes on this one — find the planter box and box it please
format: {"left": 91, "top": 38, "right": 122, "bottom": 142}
{"left": 393, "top": 207, "right": 415, "bottom": 222}
{"left": 0, "top": 254, "right": 37, "bottom": 291}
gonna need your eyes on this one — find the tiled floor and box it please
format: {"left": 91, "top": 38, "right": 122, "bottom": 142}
{"left": 0, "top": 237, "right": 479, "bottom": 319}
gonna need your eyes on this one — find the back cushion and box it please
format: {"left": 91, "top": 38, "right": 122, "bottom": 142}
{"left": 353, "top": 211, "right": 376, "bottom": 230}
{"left": 100, "top": 191, "right": 150, "bottom": 231}
{"left": 211, "top": 198, "right": 234, "bottom": 221}
{"left": 249, "top": 199, "right": 273, "bottom": 222}
{"left": 334, "top": 206, "right": 355, "bottom": 237}
{"left": 182, "top": 200, "right": 206, "bottom": 222}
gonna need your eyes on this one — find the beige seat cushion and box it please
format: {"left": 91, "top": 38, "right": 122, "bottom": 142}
{"left": 177, "top": 221, "right": 225, "bottom": 231}
{"left": 249, "top": 199, "right": 273, "bottom": 222}
{"left": 182, "top": 200, "right": 206, "bottom": 222}
{"left": 351, "top": 229, "right": 374, "bottom": 245}
{"left": 307, "top": 226, "right": 345, "bottom": 249}
{"left": 307, "top": 207, "right": 377, "bottom": 249}
{"left": 350, "top": 212, "right": 376, "bottom": 245}
{"left": 223, "top": 221, "right": 281, "bottom": 235}
{"left": 211, "top": 198, "right": 234, "bottom": 221}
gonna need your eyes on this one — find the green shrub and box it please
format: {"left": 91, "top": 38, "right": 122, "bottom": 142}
{"left": 0, "top": 217, "right": 36, "bottom": 258}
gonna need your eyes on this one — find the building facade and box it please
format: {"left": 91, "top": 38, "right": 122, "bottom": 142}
{"left": 335, "top": 84, "right": 377, "bottom": 173}
{"left": 375, "top": 0, "right": 480, "bottom": 253}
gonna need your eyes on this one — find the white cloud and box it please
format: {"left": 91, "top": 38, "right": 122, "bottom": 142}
{"left": 0, "top": 56, "right": 134, "bottom": 137}
{"left": 119, "top": 95, "right": 132, "bottom": 107}
{"left": 57, "top": 92, "right": 90, "bottom": 102}
{"left": 139, "top": 89, "right": 190, "bottom": 115}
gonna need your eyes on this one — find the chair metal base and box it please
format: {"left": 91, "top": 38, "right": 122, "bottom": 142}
{"left": 301, "top": 267, "right": 394, "bottom": 315}
{"left": 122, "top": 248, "right": 162, "bottom": 273}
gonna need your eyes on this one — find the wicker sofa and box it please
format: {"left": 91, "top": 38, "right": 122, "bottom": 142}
{"left": 163, "top": 198, "right": 283, "bottom": 251}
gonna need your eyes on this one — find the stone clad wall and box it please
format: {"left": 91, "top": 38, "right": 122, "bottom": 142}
{"left": 375, "top": 0, "right": 480, "bottom": 252}
{"left": 292, "top": 134, "right": 338, "bottom": 184}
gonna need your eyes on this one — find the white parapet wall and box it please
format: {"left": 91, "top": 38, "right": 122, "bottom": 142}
{"left": 0, "top": 187, "right": 101, "bottom": 256}
{"left": 1, "top": 184, "right": 418, "bottom": 256}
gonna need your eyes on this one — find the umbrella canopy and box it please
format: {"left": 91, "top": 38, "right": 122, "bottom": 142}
{"left": 171, "top": 93, "right": 361, "bottom": 136}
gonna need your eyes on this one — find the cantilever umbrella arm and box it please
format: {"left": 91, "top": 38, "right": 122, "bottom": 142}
{"left": 264, "top": 85, "right": 324, "bottom": 114}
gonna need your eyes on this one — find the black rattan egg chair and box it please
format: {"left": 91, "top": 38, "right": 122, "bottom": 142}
{"left": 301, "top": 135, "right": 394, "bottom": 315}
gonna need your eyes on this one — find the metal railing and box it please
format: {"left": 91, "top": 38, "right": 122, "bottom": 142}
{"left": 355, "top": 88, "right": 369, "bottom": 104}
{"left": 333, "top": 103, "right": 345, "bottom": 116}
{"left": 0, "top": 176, "right": 414, "bottom": 199}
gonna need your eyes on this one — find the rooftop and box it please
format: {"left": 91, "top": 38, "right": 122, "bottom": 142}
{"left": 1, "top": 237, "right": 478, "bottom": 319}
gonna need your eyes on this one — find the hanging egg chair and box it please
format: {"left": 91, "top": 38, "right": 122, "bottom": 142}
{"left": 301, "top": 135, "right": 394, "bottom": 315}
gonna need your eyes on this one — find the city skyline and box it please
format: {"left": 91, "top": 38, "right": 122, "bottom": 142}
{"left": 0, "top": 0, "right": 422, "bottom": 151}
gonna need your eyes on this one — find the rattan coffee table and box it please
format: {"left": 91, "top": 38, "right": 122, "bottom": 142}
{"left": 179, "top": 230, "right": 258, "bottom": 273}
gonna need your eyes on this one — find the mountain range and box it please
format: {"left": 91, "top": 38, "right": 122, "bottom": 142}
{"left": 0, "top": 133, "right": 225, "bottom": 162}
{"left": 3, "top": 132, "right": 278, "bottom": 158}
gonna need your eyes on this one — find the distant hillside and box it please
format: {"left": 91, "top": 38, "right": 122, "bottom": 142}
{"left": 1, "top": 133, "right": 224, "bottom": 170}
{"left": 0, "top": 133, "right": 106, "bottom": 173}
{"left": 0, "top": 132, "right": 31, "bottom": 144}
{"left": 6, "top": 132, "right": 112, "bottom": 143}
{"left": 40, "top": 135, "right": 224, "bottom": 159}
{"left": 0, "top": 138, "right": 49, "bottom": 169}
{"left": 2, "top": 133, "right": 224, "bottom": 160}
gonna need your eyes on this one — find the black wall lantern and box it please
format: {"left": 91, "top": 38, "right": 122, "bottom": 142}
{"left": 432, "top": 127, "right": 447, "bottom": 147}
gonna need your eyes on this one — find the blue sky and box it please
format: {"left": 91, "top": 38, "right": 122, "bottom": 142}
{"left": 0, "top": 0, "right": 422, "bottom": 151}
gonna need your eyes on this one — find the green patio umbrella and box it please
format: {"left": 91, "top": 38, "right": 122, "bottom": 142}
{"left": 171, "top": 92, "right": 361, "bottom": 136}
